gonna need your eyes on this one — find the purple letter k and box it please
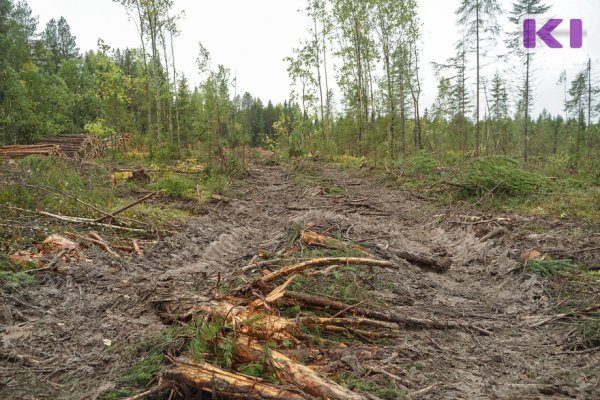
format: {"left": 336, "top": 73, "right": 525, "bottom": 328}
{"left": 524, "top": 19, "right": 563, "bottom": 49}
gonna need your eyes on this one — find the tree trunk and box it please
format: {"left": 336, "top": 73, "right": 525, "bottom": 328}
{"left": 313, "top": 13, "right": 326, "bottom": 145}
{"left": 523, "top": 51, "right": 530, "bottom": 162}
{"left": 160, "top": 31, "right": 174, "bottom": 143}
{"left": 169, "top": 27, "right": 182, "bottom": 156}
{"left": 475, "top": 0, "right": 480, "bottom": 157}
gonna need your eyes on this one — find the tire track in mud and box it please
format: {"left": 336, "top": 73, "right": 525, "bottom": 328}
{"left": 148, "top": 160, "right": 597, "bottom": 399}
{"left": 1, "top": 160, "right": 597, "bottom": 399}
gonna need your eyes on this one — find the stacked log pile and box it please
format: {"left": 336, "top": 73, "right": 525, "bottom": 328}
{"left": 0, "top": 135, "right": 105, "bottom": 159}
{"left": 0, "top": 144, "right": 64, "bottom": 158}
{"left": 39, "top": 135, "right": 104, "bottom": 159}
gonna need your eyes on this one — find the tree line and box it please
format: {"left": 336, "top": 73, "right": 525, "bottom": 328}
{"left": 1, "top": 0, "right": 598, "bottom": 165}
{"left": 0, "top": 0, "right": 294, "bottom": 164}
{"left": 286, "top": 0, "right": 599, "bottom": 162}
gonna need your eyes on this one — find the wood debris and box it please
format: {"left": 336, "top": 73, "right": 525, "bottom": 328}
{"left": 144, "top": 226, "right": 490, "bottom": 399}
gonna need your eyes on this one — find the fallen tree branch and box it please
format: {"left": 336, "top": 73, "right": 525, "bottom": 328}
{"left": 27, "top": 249, "right": 68, "bottom": 273}
{"left": 257, "top": 257, "right": 395, "bottom": 285}
{"left": 283, "top": 291, "right": 492, "bottom": 335}
{"left": 67, "top": 232, "right": 120, "bottom": 257}
{"left": 5, "top": 206, "right": 151, "bottom": 234}
{"left": 301, "top": 231, "right": 371, "bottom": 255}
{"left": 408, "top": 383, "right": 440, "bottom": 399}
{"left": 123, "top": 381, "right": 173, "bottom": 400}
{"left": 164, "top": 358, "right": 311, "bottom": 400}
{"left": 396, "top": 251, "right": 452, "bottom": 272}
{"left": 95, "top": 192, "right": 156, "bottom": 223}
{"left": 132, "top": 240, "right": 143, "bottom": 256}
{"left": 23, "top": 184, "right": 114, "bottom": 220}
{"left": 236, "top": 339, "right": 365, "bottom": 400}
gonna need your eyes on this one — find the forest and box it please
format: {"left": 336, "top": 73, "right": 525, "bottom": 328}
{"left": 0, "top": 1, "right": 599, "bottom": 399}
{"left": 1, "top": 0, "right": 598, "bottom": 163}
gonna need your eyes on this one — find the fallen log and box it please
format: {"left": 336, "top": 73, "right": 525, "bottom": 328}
{"left": 156, "top": 297, "right": 299, "bottom": 342}
{"left": 0, "top": 144, "right": 65, "bottom": 157}
{"left": 235, "top": 339, "right": 366, "bottom": 400}
{"left": 396, "top": 251, "right": 452, "bottom": 272}
{"left": 164, "top": 359, "right": 311, "bottom": 400}
{"left": 298, "top": 316, "right": 399, "bottom": 331}
{"left": 257, "top": 257, "right": 396, "bottom": 286}
{"left": 2, "top": 206, "right": 151, "bottom": 234}
{"left": 283, "top": 291, "right": 492, "bottom": 335}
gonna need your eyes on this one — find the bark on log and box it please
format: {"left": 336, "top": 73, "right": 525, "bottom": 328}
{"left": 235, "top": 339, "right": 366, "bottom": 400}
{"left": 157, "top": 298, "right": 298, "bottom": 342}
{"left": 164, "top": 359, "right": 310, "bottom": 400}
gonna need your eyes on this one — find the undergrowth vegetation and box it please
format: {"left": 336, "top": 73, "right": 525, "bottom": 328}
{"left": 316, "top": 151, "right": 599, "bottom": 223}
{"left": 522, "top": 258, "right": 600, "bottom": 349}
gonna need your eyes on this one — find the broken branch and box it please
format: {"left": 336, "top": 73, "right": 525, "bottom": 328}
{"left": 95, "top": 192, "right": 156, "bottom": 223}
{"left": 257, "top": 257, "right": 395, "bottom": 285}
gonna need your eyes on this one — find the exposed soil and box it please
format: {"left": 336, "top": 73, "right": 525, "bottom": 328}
{"left": 1, "top": 156, "right": 599, "bottom": 400}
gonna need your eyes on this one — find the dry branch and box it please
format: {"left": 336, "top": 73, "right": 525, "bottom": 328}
{"left": 5, "top": 206, "right": 151, "bottom": 234}
{"left": 67, "top": 232, "right": 120, "bottom": 257}
{"left": 132, "top": 240, "right": 143, "bottom": 256}
{"left": 95, "top": 192, "right": 156, "bottom": 223}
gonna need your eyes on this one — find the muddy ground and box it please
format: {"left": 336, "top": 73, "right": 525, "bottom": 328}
{"left": 1, "top": 155, "right": 599, "bottom": 399}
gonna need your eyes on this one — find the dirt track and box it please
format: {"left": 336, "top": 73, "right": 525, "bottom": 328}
{"left": 1, "top": 156, "right": 599, "bottom": 399}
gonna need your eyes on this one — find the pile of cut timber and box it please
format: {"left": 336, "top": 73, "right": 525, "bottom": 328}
{"left": 0, "top": 144, "right": 65, "bottom": 158}
{"left": 39, "top": 135, "right": 104, "bottom": 159}
{"left": 0, "top": 135, "right": 105, "bottom": 159}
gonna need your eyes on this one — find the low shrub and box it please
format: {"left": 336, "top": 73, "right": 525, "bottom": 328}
{"left": 150, "top": 175, "right": 197, "bottom": 200}
{"left": 454, "top": 156, "right": 547, "bottom": 197}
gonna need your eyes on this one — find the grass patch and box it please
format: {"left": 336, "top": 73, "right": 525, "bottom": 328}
{"left": 150, "top": 175, "right": 198, "bottom": 200}
{"left": 334, "top": 373, "right": 405, "bottom": 400}
{"left": 524, "top": 259, "right": 582, "bottom": 278}
{"left": 101, "top": 325, "right": 192, "bottom": 400}
{"left": 325, "top": 185, "right": 345, "bottom": 195}
{"left": 0, "top": 269, "right": 35, "bottom": 293}
{"left": 330, "top": 155, "right": 367, "bottom": 169}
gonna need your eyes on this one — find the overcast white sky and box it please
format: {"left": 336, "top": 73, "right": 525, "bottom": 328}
{"left": 26, "top": 0, "right": 600, "bottom": 116}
